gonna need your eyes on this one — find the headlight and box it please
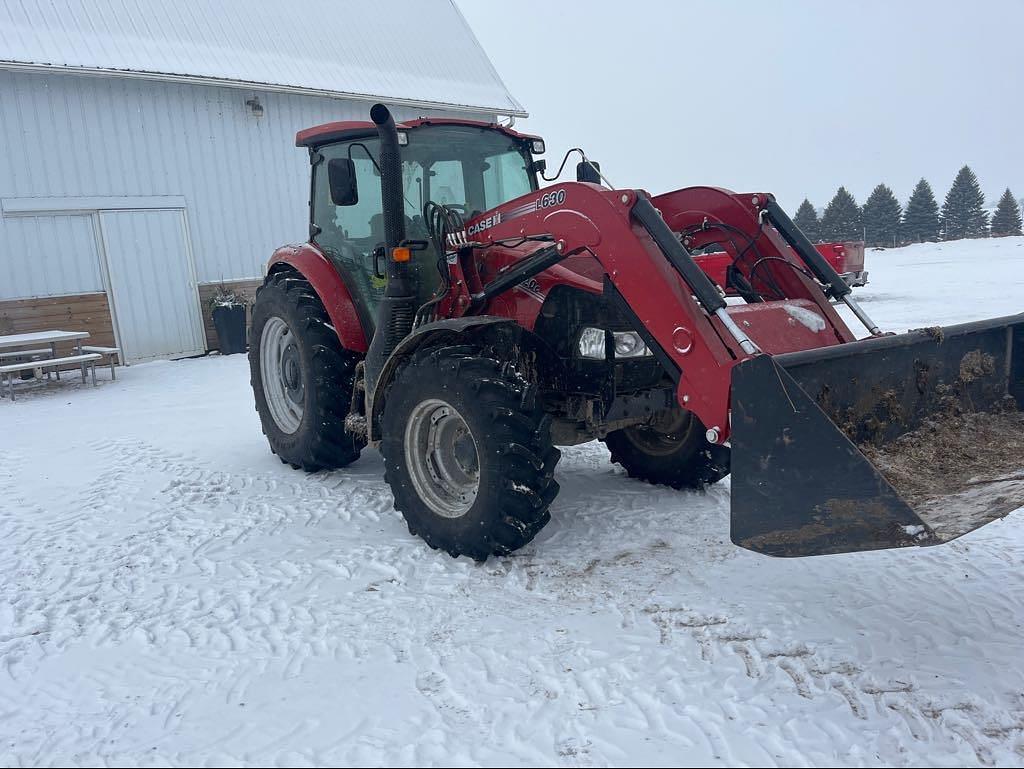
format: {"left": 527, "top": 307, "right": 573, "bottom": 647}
{"left": 576, "top": 327, "right": 653, "bottom": 359}
{"left": 577, "top": 327, "right": 606, "bottom": 359}
{"left": 614, "top": 331, "right": 646, "bottom": 357}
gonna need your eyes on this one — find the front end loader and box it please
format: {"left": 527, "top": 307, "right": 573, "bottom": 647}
{"left": 249, "top": 104, "right": 1023, "bottom": 560}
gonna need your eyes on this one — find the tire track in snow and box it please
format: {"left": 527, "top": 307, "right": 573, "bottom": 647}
{"left": 4, "top": 429, "right": 1024, "bottom": 765}
{"left": 477, "top": 444, "right": 1024, "bottom": 767}
{"left": 638, "top": 600, "right": 1023, "bottom": 765}
{"left": 2, "top": 437, "right": 445, "bottom": 763}
{"left": 1, "top": 439, "right": 400, "bottom": 674}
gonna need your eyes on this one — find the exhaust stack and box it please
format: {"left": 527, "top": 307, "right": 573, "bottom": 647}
{"left": 364, "top": 104, "right": 416, "bottom": 395}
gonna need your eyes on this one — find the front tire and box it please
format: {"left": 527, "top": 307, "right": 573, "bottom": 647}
{"left": 249, "top": 269, "right": 364, "bottom": 471}
{"left": 381, "top": 344, "right": 560, "bottom": 561}
{"left": 602, "top": 408, "right": 730, "bottom": 489}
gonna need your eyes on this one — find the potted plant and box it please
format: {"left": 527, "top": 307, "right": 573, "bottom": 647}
{"left": 210, "top": 285, "right": 248, "bottom": 354}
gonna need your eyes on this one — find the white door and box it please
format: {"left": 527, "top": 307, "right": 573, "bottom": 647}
{"left": 98, "top": 209, "right": 205, "bottom": 363}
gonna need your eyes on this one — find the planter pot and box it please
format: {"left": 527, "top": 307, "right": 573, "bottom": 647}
{"left": 212, "top": 304, "right": 248, "bottom": 354}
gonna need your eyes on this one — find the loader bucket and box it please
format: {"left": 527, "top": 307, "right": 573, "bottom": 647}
{"left": 730, "top": 313, "right": 1024, "bottom": 557}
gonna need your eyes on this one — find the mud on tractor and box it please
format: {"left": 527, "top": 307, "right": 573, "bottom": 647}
{"left": 249, "top": 104, "right": 1024, "bottom": 560}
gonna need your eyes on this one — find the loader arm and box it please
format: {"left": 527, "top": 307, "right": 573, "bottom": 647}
{"left": 653, "top": 186, "right": 858, "bottom": 343}
{"left": 460, "top": 182, "right": 747, "bottom": 440}
{"left": 464, "top": 182, "right": 1023, "bottom": 558}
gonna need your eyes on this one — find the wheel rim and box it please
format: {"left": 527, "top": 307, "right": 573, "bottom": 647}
{"left": 404, "top": 398, "right": 480, "bottom": 518}
{"left": 622, "top": 409, "right": 695, "bottom": 457}
{"left": 260, "top": 316, "right": 304, "bottom": 434}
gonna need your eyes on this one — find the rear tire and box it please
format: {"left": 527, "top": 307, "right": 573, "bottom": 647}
{"left": 381, "top": 344, "right": 560, "bottom": 561}
{"left": 602, "top": 408, "right": 730, "bottom": 489}
{"left": 249, "top": 269, "right": 364, "bottom": 471}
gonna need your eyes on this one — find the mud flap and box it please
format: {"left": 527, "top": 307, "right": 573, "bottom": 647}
{"left": 730, "top": 313, "right": 1024, "bottom": 556}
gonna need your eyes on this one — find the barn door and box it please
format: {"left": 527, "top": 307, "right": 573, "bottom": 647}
{"left": 98, "top": 209, "right": 205, "bottom": 363}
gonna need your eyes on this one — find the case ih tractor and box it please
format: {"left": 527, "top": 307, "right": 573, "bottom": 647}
{"left": 250, "top": 104, "right": 1023, "bottom": 560}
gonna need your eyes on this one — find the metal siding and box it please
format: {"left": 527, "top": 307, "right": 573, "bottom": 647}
{"left": 0, "top": 214, "right": 102, "bottom": 299}
{"left": 0, "top": 0, "right": 525, "bottom": 116}
{"left": 0, "top": 70, "right": 494, "bottom": 300}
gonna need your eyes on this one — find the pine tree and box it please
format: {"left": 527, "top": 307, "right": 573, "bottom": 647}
{"left": 861, "top": 184, "right": 902, "bottom": 247}
{"left": 902, "top": 179, "right": 940, "bottom": 243}
{"left": 940, "top": 165, "right": 989, "bottom": 239}
{"left": 793, "top": 198, "right": 822, "bottom": 242}
{"left": 820, "top": 187, "right": 862, "bottom": 241}
{"left": 990, "top": 188, "right": 1022, "bottom": 237}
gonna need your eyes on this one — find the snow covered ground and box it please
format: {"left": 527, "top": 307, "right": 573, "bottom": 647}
{"left": 2, "top": 237, "right": 1023, "bottom": 767}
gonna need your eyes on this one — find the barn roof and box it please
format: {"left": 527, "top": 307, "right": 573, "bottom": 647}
{"left": 0, "top": 0, "right": 526, "bottom": 116}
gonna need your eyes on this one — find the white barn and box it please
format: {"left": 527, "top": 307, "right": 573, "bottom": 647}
{"left": 0, "top": 0, "right": 525, "bottom": 363}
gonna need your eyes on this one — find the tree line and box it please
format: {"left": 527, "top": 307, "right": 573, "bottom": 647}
{"left": 794, "top": 165, "right": 1023, "bottom": 247}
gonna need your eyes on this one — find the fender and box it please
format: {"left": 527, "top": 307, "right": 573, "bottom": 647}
{"left": 367, "top": 316, "right": 518, "bottom": 443}
{"left": 268, "top": 243, "right": 370, "bottom": 353}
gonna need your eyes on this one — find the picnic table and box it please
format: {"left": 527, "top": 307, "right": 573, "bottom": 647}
{"left": 0, "top": 330, "right": 119, "bottom": 400}
{"left": 0, "top": 329, "right": 90, "bottom": 357}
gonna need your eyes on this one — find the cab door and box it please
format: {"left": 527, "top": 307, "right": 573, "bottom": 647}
{"left": 311, "top": 140, "right": 388, "bottom": 333}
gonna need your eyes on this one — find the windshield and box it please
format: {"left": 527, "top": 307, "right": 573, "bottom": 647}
{"left": 312, "top": 124, "right": 535, "bottom": 329}
{"left": 400, "top": 124, "right": 535, "bottom": 217}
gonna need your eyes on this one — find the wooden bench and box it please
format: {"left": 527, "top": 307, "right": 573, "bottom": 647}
{"left": 81, "top": 346, "right": 121, "bottom": 380}
{"left": 0, "top": 353, "right": 102, "bottom": 401}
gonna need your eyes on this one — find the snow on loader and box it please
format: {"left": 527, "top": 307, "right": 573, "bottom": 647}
{"left": 249, "top": 104, "right": 1024, "bottom": 559}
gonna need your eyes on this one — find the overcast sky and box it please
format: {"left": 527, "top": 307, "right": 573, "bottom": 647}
{"left": 456, "top": 0, "right": 1024, "bottom": 212}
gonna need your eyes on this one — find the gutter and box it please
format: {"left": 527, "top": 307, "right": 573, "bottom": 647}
{"left": 0, "top": 60, "right": 530, "bottom": 119}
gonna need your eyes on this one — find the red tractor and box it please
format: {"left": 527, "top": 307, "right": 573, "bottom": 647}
{"left": 696, "top": 240, "right": 868, "bottom": 292}
{"left": 818, "top": 241, "right": 868, "bottom": 288}
{"left": 249, "top": 104, "right": 1023, "bottom": 560}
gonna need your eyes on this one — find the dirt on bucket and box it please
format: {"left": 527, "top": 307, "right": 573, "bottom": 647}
{"left": 859, "top": 407, "right": 1024, "bottom": 540}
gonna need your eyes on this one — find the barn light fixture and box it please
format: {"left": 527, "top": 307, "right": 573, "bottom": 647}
{"left": 245, "top": 97, "right": 264, "bottom": 117}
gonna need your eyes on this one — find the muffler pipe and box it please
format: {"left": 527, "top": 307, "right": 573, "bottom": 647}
{"left": 369, "top": 103, "right": 408, "bottom": 259}
{"left": 364, "top": 104, "right": 416, "bottom": 396}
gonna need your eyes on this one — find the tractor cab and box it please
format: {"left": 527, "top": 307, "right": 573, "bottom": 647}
{"left": 297, "top": 118, "right": 543, "bottom": 330}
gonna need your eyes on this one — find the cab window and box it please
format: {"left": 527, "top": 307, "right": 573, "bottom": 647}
{"left": 310, "top": 126, "right": 536, "bottom": 328}
{"left": 312, "top": 138, "right": 388, "bottom": 326}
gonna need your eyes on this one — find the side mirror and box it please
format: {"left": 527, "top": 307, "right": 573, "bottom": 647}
{"left": 328, "top": 157, "right": 358, "bottom": 206}
{"left": 576, "top": 160, "right": 601, "bottom": 184}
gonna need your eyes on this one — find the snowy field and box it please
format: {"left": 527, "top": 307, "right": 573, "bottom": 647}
{"left": 2, "top": 237, "right": 1023, "bottom": 767}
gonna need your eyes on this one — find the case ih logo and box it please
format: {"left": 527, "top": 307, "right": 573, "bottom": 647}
{"left": 467, "top": 213, "right": 502, "bottom": 236}
{"left": 465, "top": 188, "right": 569, "bottom": 239}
